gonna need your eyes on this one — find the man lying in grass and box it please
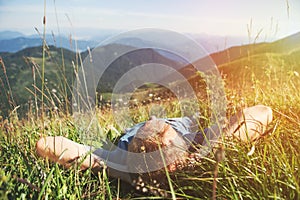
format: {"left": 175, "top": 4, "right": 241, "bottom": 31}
{"left": 36, "top": 105, "right": 272, "bottom": 195}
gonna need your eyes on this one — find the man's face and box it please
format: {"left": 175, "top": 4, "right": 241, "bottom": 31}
{"left": 136, "top": 119, "right": 179, "bottom": 146}
{"left": 127, "top": 118, "right": 189, "bottom": 173}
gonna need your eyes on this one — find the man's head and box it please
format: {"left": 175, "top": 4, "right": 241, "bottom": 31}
{"left": 127, "top": 117, "right": 188, "bottom": 173}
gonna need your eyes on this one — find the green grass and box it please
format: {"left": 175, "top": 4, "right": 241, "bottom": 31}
{"left": 1, "top": 37, "right": 300, "bottom": 199}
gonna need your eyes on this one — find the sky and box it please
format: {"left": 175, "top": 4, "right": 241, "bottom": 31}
{"left": 0, "top": 0, "right": 300, "bottom": 41}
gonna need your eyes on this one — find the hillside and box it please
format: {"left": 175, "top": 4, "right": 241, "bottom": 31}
{"left": 176, "top": 32, "right": 300, "bottom": 88}
{"left": 0, "top": 46, "right": 79, "bottom": 117}
{"left": 0, "top": 32, "right": 299, "bottom": 118}
{"left": 213, "top": 32, "right": 300, "bottom": 86}
{"left": 0, "top": 44, "right": 182, "bottom": 117}
{"left": 209, "top": 32, "right": 300, "bottom": 66}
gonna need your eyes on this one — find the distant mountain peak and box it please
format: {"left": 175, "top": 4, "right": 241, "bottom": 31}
{"left": 0, "top": 31, "right": 25, "bottom": 40}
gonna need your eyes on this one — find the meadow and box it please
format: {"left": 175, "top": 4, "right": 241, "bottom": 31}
{"left": 0, "top": 34, "right": 300, "bottom": 199}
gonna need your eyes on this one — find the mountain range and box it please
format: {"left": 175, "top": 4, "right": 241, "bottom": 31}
{"left": 0, "top": 31, "right": 299, "bottom": 118}
{"left": 0, "top": 30, "right": 252, "bottom": 54}
{"left": 0, "top": 31, "right": 102, "bottom": 53}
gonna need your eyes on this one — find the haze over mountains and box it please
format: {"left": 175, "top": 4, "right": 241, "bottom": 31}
{"left": 0, "top": 30, "right": 101, "bottom": 52}
{"left": 0, "top": 30, "right": 256, "bottom": 54}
